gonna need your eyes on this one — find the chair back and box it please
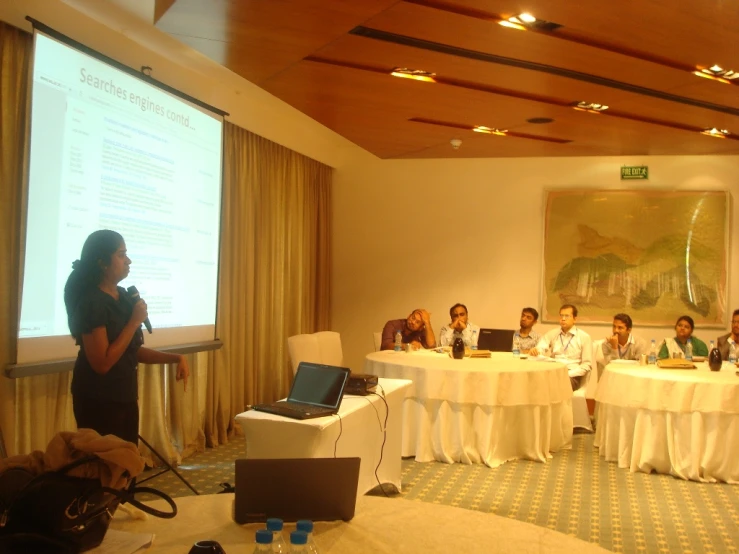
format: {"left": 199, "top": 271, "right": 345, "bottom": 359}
{"left": 588, "top": 339, "right": 604, "bottom": 399}
{"left": 373, "top": 332, "right": 382, "bottom": 351}
{"left": 287, "top": 331, "right": 343, "bottom": 374}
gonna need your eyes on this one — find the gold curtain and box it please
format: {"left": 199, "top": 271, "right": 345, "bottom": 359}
{"left": 0, "top": 21, "right": 31, "bottom": 456}
{"left": 205, "top": 122, "right": 332, "bottom": 447}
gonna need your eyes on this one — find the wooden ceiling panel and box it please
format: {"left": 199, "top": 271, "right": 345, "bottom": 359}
{"left": 310, "top": 36, "right": 646, "bottom": 107}
{"left": 156, "top": 0, "right": 739, "bottom": 158}
{"left": 262, "top": 60, "right": 739, "bottom": 158}
{"left": 359, "top": 2, "right": 739, "bottom": 110}
{"left": 303, "top": 36, "right": 739, "bottom": 133}
{"left": 156, "top": 0, "right": 400, "bottom": 83}
{"left": 363, "top": 3, "right": 693, "bottom": 89}
{"left": 439, "top": 0, "right": 739, "bottom": 74}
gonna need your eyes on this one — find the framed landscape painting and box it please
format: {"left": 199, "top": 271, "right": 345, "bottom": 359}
{"left": 542, "top": 190, "right": 729, "bottom": 326}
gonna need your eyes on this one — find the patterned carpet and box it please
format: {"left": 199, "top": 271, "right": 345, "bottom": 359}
{"left": 139, "top": 432, "right": 739, "bottom": 553}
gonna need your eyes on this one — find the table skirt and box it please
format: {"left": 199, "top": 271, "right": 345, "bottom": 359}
{"left": 402, "top": 398, "right": 573, "bottom": 467}
{"left": 594, "top": 403, "right": 739, "bottom": 483}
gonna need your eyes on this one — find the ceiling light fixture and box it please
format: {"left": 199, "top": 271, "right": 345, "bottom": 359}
{"left": 390, "top": 67, "right": 436, "bottom": 82}
{"left": 572, "top": 101, "right": 609, "bottom": 114}
{"left": 701, "top": 127, "right": 730, "bottom": 138}
{"left": 473, "top": 125, "right": 508, "bottom": 135}
{"left": 693, "top": 65, "right": 739, "bottom": 84}
{"left": 498, "top": 13, "right": 562, "bottom": 31}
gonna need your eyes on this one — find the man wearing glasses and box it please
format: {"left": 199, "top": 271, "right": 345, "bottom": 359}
{"left": 439, "top": 303, "right": 480, "bottom": 348}
{"left": 530, "top": 304, "right": 593, "bottom": 390}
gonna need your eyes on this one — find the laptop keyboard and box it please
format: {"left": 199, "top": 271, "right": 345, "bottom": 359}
{"left": 257, "top": 401, "right": 335, "bottom": 418}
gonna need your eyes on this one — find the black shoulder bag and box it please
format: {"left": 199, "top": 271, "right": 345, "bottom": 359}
{"left": 0, "top": 455, "right": 177, "bottom": 553}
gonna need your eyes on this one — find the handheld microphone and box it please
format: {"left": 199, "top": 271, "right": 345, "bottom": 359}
{"left": 127, "top": 285, "right": 153, "bottom": 334}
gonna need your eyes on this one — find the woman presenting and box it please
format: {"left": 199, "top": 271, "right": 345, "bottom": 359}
{"left": 64, "top": 229, "right": 189, "bottom": 444}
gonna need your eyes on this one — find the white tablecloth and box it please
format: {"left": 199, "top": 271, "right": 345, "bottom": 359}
{"left": 107, "top": 494, "right": 611, "bottom": 554}
{"left": 235, "top": 378, "right": 411, "bottom": 499}
{"left": 364, "top": 351, "right": 573, "bottom": 467}
{"left": 594, "top": 361, "right": 739, "bottom": 483}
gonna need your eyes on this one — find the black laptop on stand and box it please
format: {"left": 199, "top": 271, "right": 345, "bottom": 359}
{"left": 251, "top": 362, "right": 351, "bottom": 420}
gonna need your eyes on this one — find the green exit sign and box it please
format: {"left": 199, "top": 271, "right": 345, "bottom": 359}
{"left": 621, "top": 166, "right": 648, "bottom": 180}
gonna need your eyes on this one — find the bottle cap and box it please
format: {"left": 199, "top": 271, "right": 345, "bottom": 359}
{"left": 266, "top": 518, "right": 283, "bottom": 531}
{"left": 290, "top": 531, "right": 308, "bottom": 545}
{"left": 256, "top": 530, "right": 273, "bottom": 544}
{"left": 296, "top": 520, "right": 314, "bottom": 533}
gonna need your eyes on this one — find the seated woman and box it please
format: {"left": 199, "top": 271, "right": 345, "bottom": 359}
{"left": 658, "top": 315, "right": 708, "bottom": 359}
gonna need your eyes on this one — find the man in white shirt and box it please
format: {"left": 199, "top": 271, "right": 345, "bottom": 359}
{"left": 440, "top": 303, "right": 480, "bottom": 348}
{"left": 601, "top": 313, "right": 648, "bottom": 366}
{"left": 717, "top": 309, "right": 739, "bottom": 360}
{"left": 530, "top": 304, "right": 592, "bottom": 390}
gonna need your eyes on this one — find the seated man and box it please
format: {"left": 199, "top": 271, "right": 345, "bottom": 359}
{"left": 439, "top": 303, "right": 480, "bottom": 347}
{"left": 717, "top": 309, "right": 739, "bottom": 360}
{"left": 530, "top": 304, "right": 592, "bottom": 390}
{"left": 380, "top": 309, "right": 436, "bottom": 351}
{"left": 513, "top": 307, "right": 540, "bottom": 354}
{"left": 601, "top": 313, "right": 648, "bottom": 365}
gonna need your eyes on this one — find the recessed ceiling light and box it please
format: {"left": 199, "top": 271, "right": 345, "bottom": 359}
{"left": 693, "top": 65, "right": 738, "bottom": 84}
{"left": 498, "top": 19, "right": 526, "bottom": 30}
{"left": 572, "top": 101, "right": 609, "bottom": 113}
{"left": 473, "top": 125, "right": 508, "bottom": 135}
{"left": 518, "top": 13, "right": 537, "bottom": 23}
{"left": 701, "top": 128, "right": 730, "bottom": 138}
{"left": 390, "top": 68, "right": 436, "bottom": 82}
{"left": 498, "top": 13, "right": 562, "bottom": 31}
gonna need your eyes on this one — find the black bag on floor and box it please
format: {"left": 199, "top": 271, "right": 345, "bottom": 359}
{"left": 0, "top": 455, "right": 177, "bottom": 553}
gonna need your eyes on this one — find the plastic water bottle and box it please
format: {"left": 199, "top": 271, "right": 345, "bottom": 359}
{"left": 253, "top": 529, "right": 273, "bottom": 554}
{"left": 730, "top": 341, "right": 737, "bottom": 363}
{"left": 394, "top": 330, "right": 402, "bottom": 352}
{"left": 296, "top": 520, "right": 319, "bottom": 554}
{"left": 289, "top": 530, "right": 309, "bottom": 553}
{"left": 266, "top": 518, "right": 288, "bottom": 553}
{"left": 512, "top": 334, "right": 521, "bottom": 358}
{"left": 470, "top": 329, "right": 478, "bottom": 350}
{"left": 685, "top": 339, "right": 693, "bottom": 361}
{"left": 648, "top": 339, "right": 657, "bottom": 364}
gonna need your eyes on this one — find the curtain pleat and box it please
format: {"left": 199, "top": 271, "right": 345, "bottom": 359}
{"left": 0, "top": 22, "right": 31, "bottom": 457}
{"left": 203, "top": 123, "right": 332, "bottom": 447}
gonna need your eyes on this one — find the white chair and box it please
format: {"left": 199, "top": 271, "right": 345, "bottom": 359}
{"left": 287, "top": 331, "right": 344, "bottom": 374}
{"left": 373, "top": 332, "right": 382, "bottom": 351}
{"left": 572, "top": 339, "right": 603, "bottom": 431}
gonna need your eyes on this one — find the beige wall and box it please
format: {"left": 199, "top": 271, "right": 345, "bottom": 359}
{"left": 332, "top": 155, "right": 739, "bottom": 371}
{"left": 0, "top": 0, "right": 371, "bottom": 169}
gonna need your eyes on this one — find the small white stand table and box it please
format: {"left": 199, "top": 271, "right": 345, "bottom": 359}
{"left": 235, "top": 378, "right": 412, "bottom": 499}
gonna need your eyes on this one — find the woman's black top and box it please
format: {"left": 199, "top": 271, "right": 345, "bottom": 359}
{"left": 70, "top": 286, "right": 144, "bottom": 403}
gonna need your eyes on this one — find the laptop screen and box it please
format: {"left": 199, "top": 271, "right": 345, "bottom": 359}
{"left": 287, "top": 362, "right": 350, "bottom": 409}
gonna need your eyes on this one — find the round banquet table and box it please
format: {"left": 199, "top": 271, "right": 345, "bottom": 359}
{"left": 108, "top": 494, "right": 611, "bottom": 554}
{"left": 594, "top": 361, "right": 739, "bottom": 483}
{"left": 363, "top": 350, "right": 573, "bottom": 467}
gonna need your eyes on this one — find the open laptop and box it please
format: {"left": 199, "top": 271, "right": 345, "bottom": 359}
{"left": 234, "top": 457, "right": 361, "bottom": 523}
{"left": 477, "top": 328, "right": 516, "bottom": 352}
{"left": 251, "top": 362, "right": 350, "bottom": 420}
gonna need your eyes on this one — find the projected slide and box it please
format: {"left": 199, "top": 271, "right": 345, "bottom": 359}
{"left": 19, "top": 32, "right": 222, "bottom": 361}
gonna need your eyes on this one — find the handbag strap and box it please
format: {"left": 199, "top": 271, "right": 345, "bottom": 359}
{"left": 101, "top": 486, "right": 178, "bottom": 519}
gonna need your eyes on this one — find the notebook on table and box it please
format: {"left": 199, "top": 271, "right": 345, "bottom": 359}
{"left": 234, "top": 457, "right": 361, "bottom": 523}
{"left": 251, "top": 362, "right": 351, "bottom": 420}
